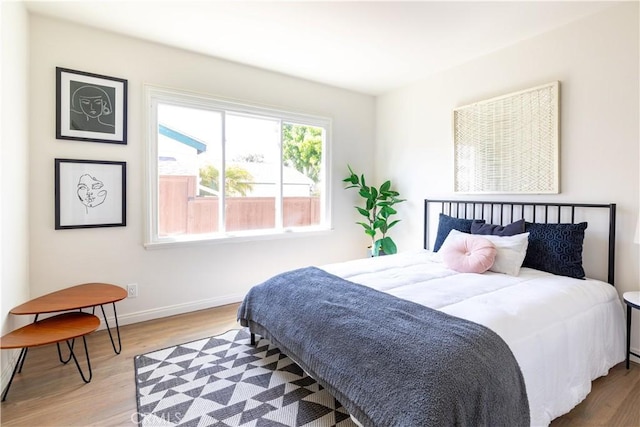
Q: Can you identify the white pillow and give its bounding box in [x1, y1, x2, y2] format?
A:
[442, 229, 529, 276]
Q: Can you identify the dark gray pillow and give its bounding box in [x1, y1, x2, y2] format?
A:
[471, 219, 525, 237]
[433, 214, 483, 252]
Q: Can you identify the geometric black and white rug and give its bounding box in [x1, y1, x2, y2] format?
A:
[134, 328, 357, 426]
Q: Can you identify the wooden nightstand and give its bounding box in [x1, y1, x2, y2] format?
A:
[623, 291, 640, 369]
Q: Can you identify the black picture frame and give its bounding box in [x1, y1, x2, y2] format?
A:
[56, 67, 128, 144]
[55, 159, 127, 229]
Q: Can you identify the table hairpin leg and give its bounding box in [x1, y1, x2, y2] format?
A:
[56, 309, 84, 364]
[97, 303, 122, 354]
[16, 348, 29, 373]
[11, 314, 41, 371]
[57, 339, 75, 364]
[2, 348, 28, 401]
[56, 304, 123, 358]
[66, 336, 93, 383]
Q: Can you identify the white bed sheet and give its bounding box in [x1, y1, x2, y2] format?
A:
[322, 250, 625, 427]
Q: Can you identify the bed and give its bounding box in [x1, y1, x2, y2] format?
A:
[238, 199, 626, 427]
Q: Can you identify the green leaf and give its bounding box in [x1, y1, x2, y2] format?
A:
[379, 237, 397, 254]
[365, 198, 375, 211]
[370, 187, 378, 200]
[373, 219, 385, 230]
[381, 206, 397, 216]
[386, 219, 401, 230]
[380, 180, 391, 192]
[356, 207, 370, 217]
[343, 175, 358, 185]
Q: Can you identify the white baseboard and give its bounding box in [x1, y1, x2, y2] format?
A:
[96, 293, 245, 329]
[0, 294, 245, 393]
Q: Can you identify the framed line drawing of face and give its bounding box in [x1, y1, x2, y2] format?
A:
[55, 158, 127, 229]
[56, 67, 128, 144]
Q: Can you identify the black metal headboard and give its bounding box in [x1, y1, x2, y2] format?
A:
[424, 199, 616, 285]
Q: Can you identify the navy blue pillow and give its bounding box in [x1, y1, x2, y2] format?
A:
[522, 222, 588, 279]
[433, 214, 483, 252]
[471, 219, 525, 236]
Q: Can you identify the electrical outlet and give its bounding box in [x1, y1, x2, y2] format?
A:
[126, 283, 138, 298]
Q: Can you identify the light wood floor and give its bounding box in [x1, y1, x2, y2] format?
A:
[0, 303, 638, 426]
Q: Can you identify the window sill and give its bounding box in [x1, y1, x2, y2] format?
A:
[144, 226, 333, 250]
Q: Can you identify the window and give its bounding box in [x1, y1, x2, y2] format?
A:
[145, 86, 331, 246]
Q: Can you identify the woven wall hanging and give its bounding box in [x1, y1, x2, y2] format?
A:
[453, 81, 559, 194]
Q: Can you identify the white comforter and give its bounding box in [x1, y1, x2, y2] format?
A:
[322, 250, 625, 427]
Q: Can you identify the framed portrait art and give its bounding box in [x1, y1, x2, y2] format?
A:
[55, 159, 126, 230]
[56, 67, 128, 144]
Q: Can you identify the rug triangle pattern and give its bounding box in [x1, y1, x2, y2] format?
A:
[134, 328, 357, 426]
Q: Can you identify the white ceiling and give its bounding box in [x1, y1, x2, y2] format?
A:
[24, 1, 614, 95]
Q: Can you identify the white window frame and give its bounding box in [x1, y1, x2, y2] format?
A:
[143, 85, 332, 249]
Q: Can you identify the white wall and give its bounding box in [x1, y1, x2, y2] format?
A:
[376, 3, 640, 358]
[27, 15, 375, 325]
[1, 1, 30, 386]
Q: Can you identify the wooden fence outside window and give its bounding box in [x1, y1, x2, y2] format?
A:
[159, 175, 320, 235]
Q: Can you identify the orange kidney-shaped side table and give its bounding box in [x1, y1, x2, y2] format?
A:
[1, 283, 127, 400]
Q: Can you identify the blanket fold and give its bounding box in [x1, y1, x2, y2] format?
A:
[238, 266, 529, 427]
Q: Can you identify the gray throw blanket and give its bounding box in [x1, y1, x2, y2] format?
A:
[238, 267, 530, 427]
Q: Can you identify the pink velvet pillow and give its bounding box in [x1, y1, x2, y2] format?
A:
[441, 235, 497, 273]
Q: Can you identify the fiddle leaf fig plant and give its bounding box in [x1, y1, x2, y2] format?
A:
[343, 165, 405, 256]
